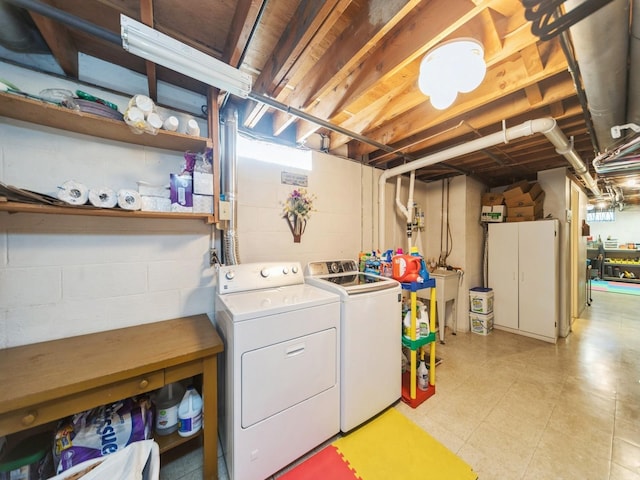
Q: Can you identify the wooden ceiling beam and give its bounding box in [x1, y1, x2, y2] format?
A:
[139, 0, 157, 101]
[362, 77, 582, 166]
[292, 0, 482, 141]
[29, 10, 78, 77]
[224, 0, 266, 67]
[270, 0, 419, 137]
[321, 15, 554, 149]
[244, 0, 350, 128]
[342, 40, 569, 158]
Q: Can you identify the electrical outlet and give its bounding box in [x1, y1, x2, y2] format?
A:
[219, 201, 231, 220]
[209, 248, 220, 266]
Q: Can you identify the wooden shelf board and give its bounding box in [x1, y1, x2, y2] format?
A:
[0, 201, 215, 224]
[0, 91, 210, 152]
[155, 429, 202, 454]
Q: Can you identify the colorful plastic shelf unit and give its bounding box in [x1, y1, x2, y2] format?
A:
[400, 278, 437, 408]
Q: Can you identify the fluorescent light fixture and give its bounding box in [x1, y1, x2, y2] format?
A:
[418, 38, 486, 110]
[120, 15, 252, 98]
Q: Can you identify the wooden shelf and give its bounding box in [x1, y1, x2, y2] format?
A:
[0, 201, 215, 224]
[0, 91, 210, 152]
[155, 429, 202, 454]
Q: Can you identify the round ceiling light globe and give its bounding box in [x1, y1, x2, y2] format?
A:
[418, 38, 486, 104]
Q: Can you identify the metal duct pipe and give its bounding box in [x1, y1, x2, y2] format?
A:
[3, 0, 121, 45]
[377, 118, 602, 247]
[627, 0, 640, 124]
[565, 0, 629, 152]
[0, 1, 49, 52]
[221, 106, 241, 265]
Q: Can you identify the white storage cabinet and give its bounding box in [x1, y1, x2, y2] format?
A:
[487, 219, 559, 343]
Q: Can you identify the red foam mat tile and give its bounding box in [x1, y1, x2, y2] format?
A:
[278, 444, 360, 480]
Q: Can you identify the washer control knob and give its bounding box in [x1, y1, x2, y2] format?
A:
[282, 267, 289, 274]
[261, 268, 270, 278]
[292, 265, 299, 274]
[330, 262, 340, 273]
[225, 271, 235, 280]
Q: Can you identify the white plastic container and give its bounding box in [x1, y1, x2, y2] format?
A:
[417, 359, 429, 391]
[402, 310, 419, 339]
[469, 311, 494, 335]
[417, 303, 430, 336]
[154, 382, 185, 436]
[178, 386, 203, 437]
[469, 287, 494, 314]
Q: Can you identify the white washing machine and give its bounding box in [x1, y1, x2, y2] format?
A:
[215, 262, 340, 480]
[305, 260, 401, 432]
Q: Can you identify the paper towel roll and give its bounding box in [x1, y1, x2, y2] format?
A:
[117, 189, 142, 211]
[88, 187, 117, 208]
[58, 180, 89, 205]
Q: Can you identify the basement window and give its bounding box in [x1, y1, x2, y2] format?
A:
[587, 205, 615, 222]
[237, 135, 312, 170]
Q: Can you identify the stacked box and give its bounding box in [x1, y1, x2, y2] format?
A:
[470, 312, 494, 335]
[480, 191, 505, 223]
[504, 181, 545, 222]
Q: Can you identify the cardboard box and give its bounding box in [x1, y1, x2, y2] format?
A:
[505, 183, 543, 207]
[502, 180, 531, 201]
[481, 192, 504, 206]
[508, 201, 543, 219]
[481, 205, 506, 222]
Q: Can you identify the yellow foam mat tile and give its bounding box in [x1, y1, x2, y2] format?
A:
[333, 409, 477, 480]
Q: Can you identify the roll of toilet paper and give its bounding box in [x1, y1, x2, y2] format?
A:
[117, 189, 142, 211]
[57, 180, 89, 205]
[88, 187, 117, 208]
[162, 116, 179, 132]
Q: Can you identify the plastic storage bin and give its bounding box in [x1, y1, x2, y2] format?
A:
[469, 312, 494, 335]
[469, 287, 494, 314]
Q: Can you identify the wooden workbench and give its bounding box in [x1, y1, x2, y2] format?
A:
[0, 314, 223, 479]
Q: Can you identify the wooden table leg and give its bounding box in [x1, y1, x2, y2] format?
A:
[202, 355, 218, 480]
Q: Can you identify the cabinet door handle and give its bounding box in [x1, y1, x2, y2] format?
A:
[138, 379, 149, 389]
[21, 411, 37, 426]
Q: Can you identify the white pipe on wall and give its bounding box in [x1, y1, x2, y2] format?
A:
[377, 117, 601, 248]
[394, 171, 416, 251]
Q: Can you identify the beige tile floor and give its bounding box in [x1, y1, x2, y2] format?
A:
[161, 289, 640, 479]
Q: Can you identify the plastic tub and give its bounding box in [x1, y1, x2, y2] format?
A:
[469, 287, 494, 314]
[469, 312, 494, 335]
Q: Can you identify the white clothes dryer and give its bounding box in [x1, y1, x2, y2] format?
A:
[215, 262, 340, 480]
[305, 260, 401, 432]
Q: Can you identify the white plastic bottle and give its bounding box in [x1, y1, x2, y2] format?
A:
[418, 303, 430, 337]
[417, 357, 429, 391]
[178, 386, 203, 437]
[403, 310, 420, 339]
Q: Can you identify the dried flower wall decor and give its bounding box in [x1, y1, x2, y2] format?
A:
[282, 188, 316, 243]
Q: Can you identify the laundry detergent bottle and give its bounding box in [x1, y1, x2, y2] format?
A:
[178, 386, 203, 437]
[392, 254, 422, 283]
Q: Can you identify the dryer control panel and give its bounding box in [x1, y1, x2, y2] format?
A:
[218, 262, 303, 294]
